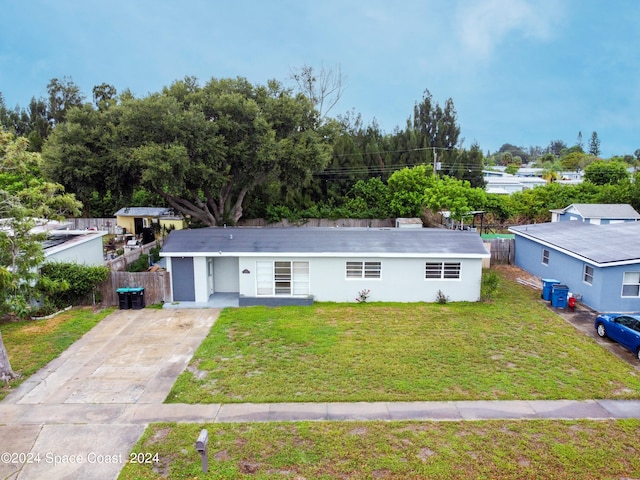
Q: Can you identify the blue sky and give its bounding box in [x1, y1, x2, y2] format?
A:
[1, 0, 638, 158]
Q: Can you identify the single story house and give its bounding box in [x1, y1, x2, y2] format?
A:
[510, 221, 640, 312]
[1, 219, 107, 267]
[43, 229, 107, 266]
[484, 176, 547, 195]
[115, 207, 185, 236]
[549, 203, 640, 224]
[160, 227, 490, 306]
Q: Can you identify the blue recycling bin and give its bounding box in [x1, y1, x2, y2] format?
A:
[551, 284, 569, 308]
[541, 279, 560, 301]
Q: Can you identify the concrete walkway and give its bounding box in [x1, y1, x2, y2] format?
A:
[1, 308, 640, 479]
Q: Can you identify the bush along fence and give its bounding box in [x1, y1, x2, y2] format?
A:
[98, 271, 171, 307]
[105, 239, 164, 271]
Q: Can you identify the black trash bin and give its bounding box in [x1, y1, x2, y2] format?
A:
[116, 288, 131, 310]
[130, 287, 145, 309]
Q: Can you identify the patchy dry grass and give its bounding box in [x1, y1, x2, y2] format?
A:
[119, 419, 640, 479]
[0, 306, 114, 400]
[167, 271, 640, 403]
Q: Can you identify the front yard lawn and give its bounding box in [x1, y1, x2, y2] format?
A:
[166, 272, 640, 403]
[120, 419, 640, 480]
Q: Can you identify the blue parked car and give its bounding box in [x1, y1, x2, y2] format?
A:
[595, 314, 640, 362]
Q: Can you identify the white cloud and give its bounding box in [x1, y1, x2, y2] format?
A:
[454, 0, 562, 59]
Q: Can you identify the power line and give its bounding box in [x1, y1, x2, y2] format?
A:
[330, 145, 456, 158]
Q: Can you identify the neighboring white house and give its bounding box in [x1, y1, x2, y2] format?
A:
[549, 204, 640, 224]
[43, 229, 107, 266]
[0, 219, 107, 267]
[160, 227, 490, 306]
[484, 175, 547, 194]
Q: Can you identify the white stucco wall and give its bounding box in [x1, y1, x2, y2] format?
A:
[193, 256, 209, 302]
[213, 257, 239, 292]
[237, 256, 483, 303]
[45, 235, 105, 267]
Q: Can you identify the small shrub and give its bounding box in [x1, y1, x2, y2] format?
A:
[127, 254, 150, 272]
[481, 269, 500, 302]
[436, 289, 449, 304]
[149, 245, 162, 263]
[356, 289, 370, 303]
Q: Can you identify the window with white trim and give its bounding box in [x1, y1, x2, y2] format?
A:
[622, 272, 640, 297]
[542, 249, 550, 265]
[425, 262, 461, 280]
[345, 261, 381, 279]
[583, 264, 594, 285]
[256, 261, 309, 296]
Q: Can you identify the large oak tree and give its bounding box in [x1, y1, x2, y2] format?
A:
[44, 77, 333, 225]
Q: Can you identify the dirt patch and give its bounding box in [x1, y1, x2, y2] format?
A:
[348, 426, 368, 435]
[417, 447, 436, 462]
[214, 449, 231, 461]
[149, 427, 171, 444]
[14, 315, 68, 335]
[372, 469, 392, 478]
[494, 264, 541, 288]
[239, 461, 262, 474]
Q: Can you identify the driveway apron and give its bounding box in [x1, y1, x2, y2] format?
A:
[0, 308, 219, 480]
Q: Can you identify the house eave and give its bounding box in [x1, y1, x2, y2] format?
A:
[160, 251, 490, 259]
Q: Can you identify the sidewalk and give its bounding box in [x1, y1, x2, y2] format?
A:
[1, 308, 639, 479]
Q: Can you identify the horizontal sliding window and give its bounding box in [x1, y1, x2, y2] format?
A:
[346, 261, 381, 279]
[425, 262, 461, 280]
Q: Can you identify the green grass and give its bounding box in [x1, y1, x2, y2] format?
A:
[167, 273, 640, 403]
[119, 419, 640, 479]
[0, 306, 115, 400]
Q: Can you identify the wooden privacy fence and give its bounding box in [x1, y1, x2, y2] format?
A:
[68, 218, 118, 233]
[98, 271, 171, 307]
[105, 240, 164, 271]
[484, 238, 515, 265]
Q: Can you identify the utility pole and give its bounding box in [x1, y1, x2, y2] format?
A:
[433, 147, 437, 176]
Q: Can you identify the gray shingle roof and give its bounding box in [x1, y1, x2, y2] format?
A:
[114, 207, 173, 217]
[510, 221, 640, 265]
[161, 227, 489, 257]
[562, 203, 640, 219]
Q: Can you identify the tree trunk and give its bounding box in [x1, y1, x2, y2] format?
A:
[0, 332, 18, 383]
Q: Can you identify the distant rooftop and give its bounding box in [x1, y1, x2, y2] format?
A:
[114, 207, 174, 217]
[550, 203, 640, 220]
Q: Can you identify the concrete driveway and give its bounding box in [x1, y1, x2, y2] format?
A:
[0, 308, 219, 480]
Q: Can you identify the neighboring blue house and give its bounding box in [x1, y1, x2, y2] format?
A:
[550, 203, 640, 224]
[510, 221, 640, 313]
